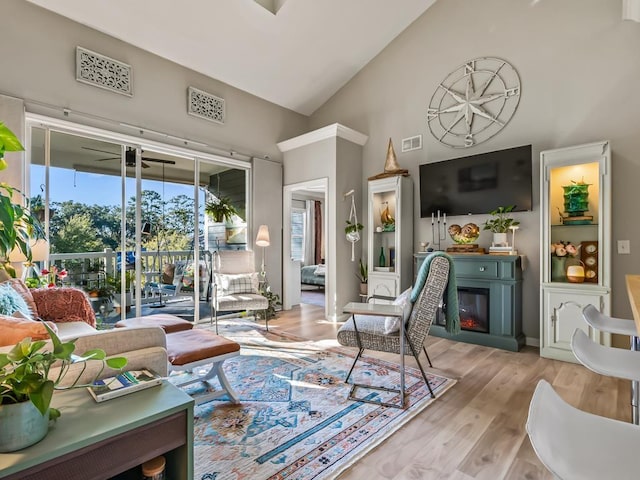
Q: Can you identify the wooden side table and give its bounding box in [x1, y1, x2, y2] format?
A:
[0, 381, 194, 480]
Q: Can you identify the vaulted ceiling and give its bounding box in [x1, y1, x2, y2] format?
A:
[25, 0, 437, 115]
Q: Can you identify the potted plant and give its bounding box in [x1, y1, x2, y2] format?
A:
[356, 258, 368, 296]
[108, 271, 134, 310]
[205, 196, 238, 223]
[345, 219, 363, 242]
[0, 123, 46, 278]
[0, 323, 127, 451]
[257, 284, 281, 321]
[483, 205, 520, 246]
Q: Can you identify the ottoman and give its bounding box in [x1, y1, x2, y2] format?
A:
[167, 329, 241, 404]
[115, 314, 193, 334]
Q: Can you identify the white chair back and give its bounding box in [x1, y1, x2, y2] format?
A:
[213, 250, 255, 274]
[527, 379, 640, 480]
[582, 304, 637, 336]
[571, 329, 640, 382]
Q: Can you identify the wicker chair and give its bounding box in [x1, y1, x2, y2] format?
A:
[337, 255, 450, 402]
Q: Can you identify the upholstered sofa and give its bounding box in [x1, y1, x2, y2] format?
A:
[0, 279, 168, 385]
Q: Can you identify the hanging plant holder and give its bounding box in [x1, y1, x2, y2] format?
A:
[345, 191, 363, 262]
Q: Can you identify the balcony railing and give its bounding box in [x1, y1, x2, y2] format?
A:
[48, 248, 211, 310]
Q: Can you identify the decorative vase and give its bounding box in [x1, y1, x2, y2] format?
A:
[0, 401, 49, 452]
[551, 256, 567, 282]
[563, 182, 590, 217]
[359, 283, 368, 296]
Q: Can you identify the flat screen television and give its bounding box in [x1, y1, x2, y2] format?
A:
[419, 145, 532, 217]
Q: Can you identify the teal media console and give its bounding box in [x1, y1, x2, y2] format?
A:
[414, 253, 524, 352]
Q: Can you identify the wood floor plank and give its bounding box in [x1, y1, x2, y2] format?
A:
[267, 306, 629, 479]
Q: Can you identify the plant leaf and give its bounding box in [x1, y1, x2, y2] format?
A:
[29, 380, 54, 416]
[0, 122, 25, 152]
[106, 357, 128, 369]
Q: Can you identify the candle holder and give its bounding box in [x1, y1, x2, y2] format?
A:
[430, 210, 447, 251]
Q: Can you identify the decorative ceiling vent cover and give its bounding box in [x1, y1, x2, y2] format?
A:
[75, 47, 132, 96]
[188, 87, 225, 124]
[402, 135, 422, 152]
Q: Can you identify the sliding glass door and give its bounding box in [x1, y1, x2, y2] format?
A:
[28, 119, 250, 325]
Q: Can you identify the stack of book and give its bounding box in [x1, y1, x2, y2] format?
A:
[489, 246, 517, 255]
[88, 370, 162, 402]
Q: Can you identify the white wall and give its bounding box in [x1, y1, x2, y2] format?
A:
[0, 0, 307, 161]
[0, 0, 310, 298]
[309, 0, 640, 340]
[281, 128, 365, 320]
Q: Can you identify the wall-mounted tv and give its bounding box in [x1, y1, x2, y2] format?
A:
[419, 145, 532, 217]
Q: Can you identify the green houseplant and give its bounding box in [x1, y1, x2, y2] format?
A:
[356, 259, 368, 296]
[205, 196, 238, 223]
[0, 122, 46, 278]
[0, 323, 127, 451]
[483, 205, 520, 247]
[483, 205, 520, 233]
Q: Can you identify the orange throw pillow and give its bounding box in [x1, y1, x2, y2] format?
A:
[0, 315, 58, 347]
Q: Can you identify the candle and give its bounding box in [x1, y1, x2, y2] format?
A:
[437, 210, 440, 223]
[443, 213, 447, 224]
[431, 212, 434, 225]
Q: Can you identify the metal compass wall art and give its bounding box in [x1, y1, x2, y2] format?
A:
[427, 57, 521, 148]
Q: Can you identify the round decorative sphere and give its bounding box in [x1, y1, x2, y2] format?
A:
[448, 223, 480, 244]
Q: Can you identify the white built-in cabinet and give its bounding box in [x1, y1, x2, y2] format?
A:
[540, 140, 611, 363]
[367, 176, 413, 299]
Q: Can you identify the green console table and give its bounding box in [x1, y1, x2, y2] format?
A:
[0, 381, 194, 480]
[415, 253, 524, 351]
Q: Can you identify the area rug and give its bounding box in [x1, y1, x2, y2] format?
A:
[170, 320, 456, 480]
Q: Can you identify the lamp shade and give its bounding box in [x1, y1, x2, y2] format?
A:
[255, 225, 270, 247]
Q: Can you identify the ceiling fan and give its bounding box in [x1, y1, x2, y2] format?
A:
[82, 146, 175, 168]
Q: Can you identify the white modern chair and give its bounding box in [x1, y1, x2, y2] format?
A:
[211, 250, 268, 334]
[571, 328, 640, 424]
[526, 379, 640, 480]
[582, 304, 638, 339]
[582, 304, 640, 424]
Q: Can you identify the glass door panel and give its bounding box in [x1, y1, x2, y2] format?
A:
[30, 128, 125, 323]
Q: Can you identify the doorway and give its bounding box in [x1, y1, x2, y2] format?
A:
[282, 178, 328, 312]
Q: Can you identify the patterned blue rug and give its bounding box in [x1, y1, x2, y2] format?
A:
[171, 321, 456, 480]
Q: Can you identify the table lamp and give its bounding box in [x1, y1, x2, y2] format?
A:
[255, 225, 270, 276]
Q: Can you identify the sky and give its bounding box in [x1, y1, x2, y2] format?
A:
[31, 166, 198, 207]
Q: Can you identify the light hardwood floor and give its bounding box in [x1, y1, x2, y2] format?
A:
[269, 303, 630, 480]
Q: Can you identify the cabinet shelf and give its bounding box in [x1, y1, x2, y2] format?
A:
[540, 140, 611, 363]
[551, 223, 599, 228]
[367, 176, 412, 299]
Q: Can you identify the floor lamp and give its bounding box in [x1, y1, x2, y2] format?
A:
[255, 225, 270, 278]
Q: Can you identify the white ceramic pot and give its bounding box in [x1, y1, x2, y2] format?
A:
[492, 232, 508, 247]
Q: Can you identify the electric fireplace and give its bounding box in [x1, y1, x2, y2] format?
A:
[436, 286, 490, 333]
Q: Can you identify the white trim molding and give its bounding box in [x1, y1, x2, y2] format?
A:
[277, 123, 368, 152]
[623, 0, 640, 21]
